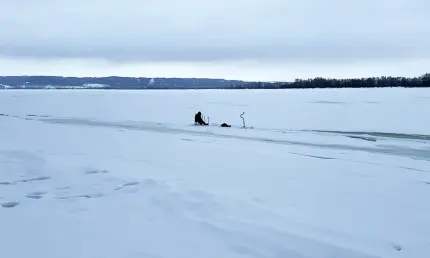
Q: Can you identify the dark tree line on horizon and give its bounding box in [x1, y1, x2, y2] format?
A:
[283, 73, 430, 89]
[230, 73, 430, 89]
[1, 73, 429, 89]
[280, 73, 430, 89]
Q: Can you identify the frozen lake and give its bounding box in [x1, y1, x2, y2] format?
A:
[1, 88, 429, 258]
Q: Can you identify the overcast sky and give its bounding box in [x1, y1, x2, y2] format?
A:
[0, 0, 428, 81]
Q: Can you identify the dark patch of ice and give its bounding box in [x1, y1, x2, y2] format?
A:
[85, 169, 109, 175]
[2, 201, 20, 208]
[26, 191, 47, 199]
[347, 135, 377, 142]
[393, 244, 402, 251]
[398, 166, 427, 172]
[56, 186, 71, 190]
[38, 117, 430, 160]
[313, 130, 430, 141]
[58, 193, 105, 200]
[290, 152, 335, 160]
[19, 176, 51, 183]
[114, 181, 140, 191]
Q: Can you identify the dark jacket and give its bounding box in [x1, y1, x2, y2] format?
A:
[194, 112, 206, 125]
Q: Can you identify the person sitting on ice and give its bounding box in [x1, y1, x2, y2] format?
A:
[194, 111, 208, 125]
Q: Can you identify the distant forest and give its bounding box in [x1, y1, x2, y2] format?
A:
[1, 73, 429, 89]
[234, 73, 430, 89]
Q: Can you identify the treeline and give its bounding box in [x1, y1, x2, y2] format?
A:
[280, 73, 430, 89]
[0, 76, 244, 89]
[1, 74, 429, 90]
[228, 81, 284, 89]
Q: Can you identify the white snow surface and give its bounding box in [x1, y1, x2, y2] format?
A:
[82, 83, 108, 88]
[1, 88, 429, 258]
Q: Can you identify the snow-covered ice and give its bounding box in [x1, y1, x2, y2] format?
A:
[1, 88, 429, 258]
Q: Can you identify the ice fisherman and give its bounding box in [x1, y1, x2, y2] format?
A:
[194, 111, 231, 127]
[194, 111, 208, 125]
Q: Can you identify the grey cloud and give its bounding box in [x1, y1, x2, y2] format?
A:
[1, 42, 426, 64]
[0, 0, 429, 63]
